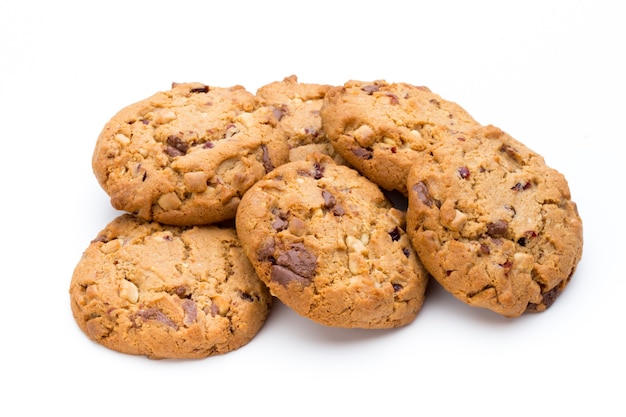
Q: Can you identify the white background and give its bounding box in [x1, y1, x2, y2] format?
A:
[1, 1, 624, 415]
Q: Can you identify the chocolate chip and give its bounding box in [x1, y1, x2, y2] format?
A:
[239, 291, 254, 302]
[270, 243, 317, 287]
[271, 209, 289, 231]
[402, 248, 410, 258]
[457, 166, 470, 179]
[92, 235, 109, 244]
[352, 147, 373, 160]
[322, 190, 336, 209]
[511, 182, 532, 191]
[362, 85, 380, 94]
[276, 243, 317, 278]
[257, 238, 276, 262]
[190, 85, 209, 93]
[262, 144, 274, 173]
[499, 143, 523, 163]
[322, 190, 345, 216]
[165, 135, 188, 156]
[271, 265, 311, 287]
[486, 220, 508, 238]
[272, 106, 287, 121]
[314, 162, 324, 179]
[331, 205, 345, 216]
[386, 92, 399, 105]
[412, 182, 434, 207]
[389, 226, 401, 241]
[527, 286, 561, 312]
[181, 299, 197, 326]
[134, 308, 178, 330]
[541, 286, 561, 308]
[304, 127, 320, 138]
[392, 283, 403, 292]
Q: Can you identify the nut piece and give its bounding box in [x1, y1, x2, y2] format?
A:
[120, 279, 139, 304]
[210, 295, 230, 317]
[353, 125, 375, 147]
[100, 239, 121, 254]
[114, 133, 130, 146]
[153, 108, 177, 124]
[346, 235, 367, 255]
[184, 171, 209, 193]
[158, 192, 182, 210]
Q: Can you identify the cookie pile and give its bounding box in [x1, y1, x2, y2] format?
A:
[69, 75, 583, 359]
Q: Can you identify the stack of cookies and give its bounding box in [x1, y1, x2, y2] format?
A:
[69, 76, 583, 359]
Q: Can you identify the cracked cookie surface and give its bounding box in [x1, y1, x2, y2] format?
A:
[92, 82, 289, 226]
[256, 75, 348, 164]
[406, 125, 583, 318]
[235, 153, 429, 329]
[69, 214, 272, 359]
[320, 80, 480, 195]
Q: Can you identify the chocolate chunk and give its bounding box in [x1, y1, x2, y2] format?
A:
[165, 135, 189, 156]
[134, 308, 178, 330]
[386, 92, 399, 105]
[322, 190, 336, 209]
[238, 291, 254, 302]
[271, 265, 311, 287]
[412, 182, 434, 207]
[257, 238, 276, 262]
[486, 220, 508, 238]
[272, 105, 287, 121]
[270, 243, 317, 286]
[389, 226, 401, 241]
[457, 166, 470, 179]
[362, 85, 380, 94]
[304, 127, 320, 138]
[271, 208, 289, 231]
[392, 283, 403, 292]
[526, 286, 561, 312]
[511, 182, 532, 191]
[331, 204, 345, 216]
[314, 162, 324, 179]
[92, 235, 109, 244]
[276, 243, 317, 278]
[261, 144, 274, 173]
[499, 142, 526, 164]
[351, 147, 373, 160]
[189, 85, 209, 93]
[541, 286, 561, 308]
[181, 299, 197, 326]
[321, 190, 345, 216]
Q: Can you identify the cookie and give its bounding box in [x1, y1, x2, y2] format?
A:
[69, 214, 272, 359]
[235, 153, 429, 329]
[256, 75, 348, 164]
[92, 82, 289, 226]
[320, 80, 480, 194]
[406, 125, 583, 318]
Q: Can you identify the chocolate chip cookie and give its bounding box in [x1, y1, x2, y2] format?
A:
[406, 125, 583, 318]
[320, 80, 480, 194]
[92, 82, 289, 226]
[69, 214, 272, 359]
[256, 75, 347, 164]
[235, 153, 429, 329]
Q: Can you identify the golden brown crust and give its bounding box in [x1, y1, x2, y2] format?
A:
[92, 82, 289, 226]
[235, 153, 429, 329]
[69, 214, 272, 359]
[406, 125, 583, 317]
[320, 80, 480, 194]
